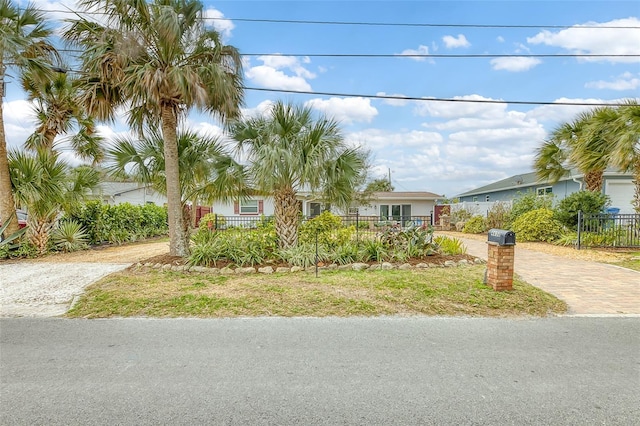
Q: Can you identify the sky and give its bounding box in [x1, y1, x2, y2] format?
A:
[3, 0, 640, 197]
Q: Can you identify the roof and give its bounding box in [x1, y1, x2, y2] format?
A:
[370, 191, 442, 200]
[456, 172, 560, 197]
[456, 169, 634, 198]
[93, 182, 150, 197]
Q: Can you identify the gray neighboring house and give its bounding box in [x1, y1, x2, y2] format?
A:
[90, 182, 167, 206]
[456, 171, 636, 214]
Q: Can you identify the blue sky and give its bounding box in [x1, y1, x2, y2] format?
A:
[4, 0, 640, 197]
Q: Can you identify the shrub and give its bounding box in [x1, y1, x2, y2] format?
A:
[463, 216, 487, 234]
[277, 243, 330, 267]
[189, 227, 278, 267]
[359, 239, 389, 262]
[433, 235, 467, 255]
[511, 208, 564, 242]
[51, 220, 89, 252]
[198, 213, 226, 230]
[450, 207, 475, 224]
[330, 242, 360, 265]
[507, 192, 553, 228]
[299, 211, 352, 247]
[554, 191, 609, 230]
[486, 202, 511, 230]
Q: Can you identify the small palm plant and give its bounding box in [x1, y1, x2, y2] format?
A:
[51, 220, 89, 252]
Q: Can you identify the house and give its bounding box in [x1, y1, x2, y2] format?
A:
[90, 182, 167, 206]
[455, 170, 636, 214]
[211, 191, 442, 225]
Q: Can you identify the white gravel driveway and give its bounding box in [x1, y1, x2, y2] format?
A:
[0, 262, 130, 317]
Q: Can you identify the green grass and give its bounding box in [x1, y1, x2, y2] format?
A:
[66, 265, 567, 318]
[613, 252, 640, 272]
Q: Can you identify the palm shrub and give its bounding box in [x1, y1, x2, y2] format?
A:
[554, 191, 609, 230]
[51, 220, 89, 252]
[330, 241, 361, 265]
[359, 239, 389, 262]
[511, 208, 564, 242]
[463, 216, 487, 234]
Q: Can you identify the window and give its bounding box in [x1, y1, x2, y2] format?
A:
[348, 207, 359, 215]
[536, 186, 552, 196]
[240, 200, 259, 214]
[380, 204, 411, 222]
[472, 196, 478, 202]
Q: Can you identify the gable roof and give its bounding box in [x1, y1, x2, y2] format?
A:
[370, 191, 442, 200]
[94, 182, 151, 197]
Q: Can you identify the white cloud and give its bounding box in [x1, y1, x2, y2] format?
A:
[203, 8, 234, 39]
[3, 100, 36, 149]
[240, 100, 275, 119]
[376, 92, 409, 106]
[305, 97, 378, 125]
[442, 34, 470, 48]
[490, 57, 542, 72]
[397, 45, 431, 62]
[585, 72, 640, 91]
[345, 128, 442, 151]
[414, 95, 508, 119]
[525, 97, 627, 123]
[527, 17, 640, 63]
[245, 55, 316, 91]
[497, 36, 505, 43]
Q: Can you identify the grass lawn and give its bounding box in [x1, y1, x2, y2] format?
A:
[612, 251, 640, 272]
[67, 265, 567, 318]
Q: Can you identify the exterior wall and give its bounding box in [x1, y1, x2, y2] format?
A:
[213, 197, 276, 216]
[356, 199, 435, 218]
[107, 188, 167, 206]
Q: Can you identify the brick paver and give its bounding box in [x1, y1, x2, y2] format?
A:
[452, 236, 640, 315]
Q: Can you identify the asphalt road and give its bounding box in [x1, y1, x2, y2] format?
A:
[1, 317, 639, 425]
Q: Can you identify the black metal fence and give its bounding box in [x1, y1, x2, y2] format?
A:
[577, 211, 640, 249]
[200, 214, 433, 234]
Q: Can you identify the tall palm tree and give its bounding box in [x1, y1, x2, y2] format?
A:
[64, 0, 244, 256]
[0, 0, 56, 236]
[9, 148, 100, 254]
[107, 127, 247, 229]
[230, 101, 368, 249]
[21, 67, 104, 164]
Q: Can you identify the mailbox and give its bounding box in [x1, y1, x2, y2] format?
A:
[487, 229, 516, 246]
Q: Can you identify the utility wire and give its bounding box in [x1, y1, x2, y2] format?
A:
[28, 8, 640, 29]
[54, 48, 639, 59]
[244, 87, 637, 107]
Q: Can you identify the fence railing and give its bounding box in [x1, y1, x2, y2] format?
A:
[200, 214, 433, 233]
[577, 211, 640, 249]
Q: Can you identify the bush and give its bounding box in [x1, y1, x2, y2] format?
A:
[66, 201, 168, 245]
[299, 211, 353, 247]
[198, 213, 226, 230]
[463, 216, 487, 234]
[277, 243, 330, 268]
[554, 191, 609, 230]
[511, 208, 564, 242]
[450, 207, 475, 224]
[486, 202, 511, 230]
[507, 192, 553, 228]
[433, 235, 467, 255]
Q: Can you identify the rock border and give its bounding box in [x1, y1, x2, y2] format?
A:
[132, 258, 486, 275]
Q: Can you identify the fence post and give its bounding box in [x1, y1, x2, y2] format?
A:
[577, 210, 582, 250]
[215, 214, 218, 230]
[315, 230, 319, 278]
[356, 211, 359, 246]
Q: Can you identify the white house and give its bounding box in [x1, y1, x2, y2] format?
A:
[211, 191, 442, 225]
[90, 182, 167, 206]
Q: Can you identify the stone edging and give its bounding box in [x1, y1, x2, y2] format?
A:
[133, 258, 486, 275]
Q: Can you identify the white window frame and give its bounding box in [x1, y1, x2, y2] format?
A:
[240, 199, 259, 214]
[536, 186, 553, 196]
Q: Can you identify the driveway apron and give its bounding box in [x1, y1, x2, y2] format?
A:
[451, 235, 640, 315]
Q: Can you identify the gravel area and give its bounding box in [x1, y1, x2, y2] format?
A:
[0, 240, 169, 317]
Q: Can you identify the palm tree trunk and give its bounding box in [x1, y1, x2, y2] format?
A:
[633, 160, 640, 214]
[274, 186, 300, 249]
[29, 219, 52, 255]
[161, 104, 189, 257]
[584, 170, 604, 192]
[0, 64, 20, 236]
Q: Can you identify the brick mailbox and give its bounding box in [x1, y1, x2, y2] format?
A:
[486, 229, 516, 291]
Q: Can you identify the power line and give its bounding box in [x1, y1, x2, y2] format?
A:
[244, 87, 637, 107]
[54, 48, 640, 59]
[33, 8, 640, 29]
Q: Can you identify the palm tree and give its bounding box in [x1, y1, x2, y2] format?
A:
[0, 0, 56, 236]
[21, 67, 104, 164]
[64, 0, 244, 256]
[230, 101, 368, 249]
[588, 100, 640, 212]
[534, 108, 612, 192]
[9, 148, 100, 254]
[107, 127, 247, 229]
